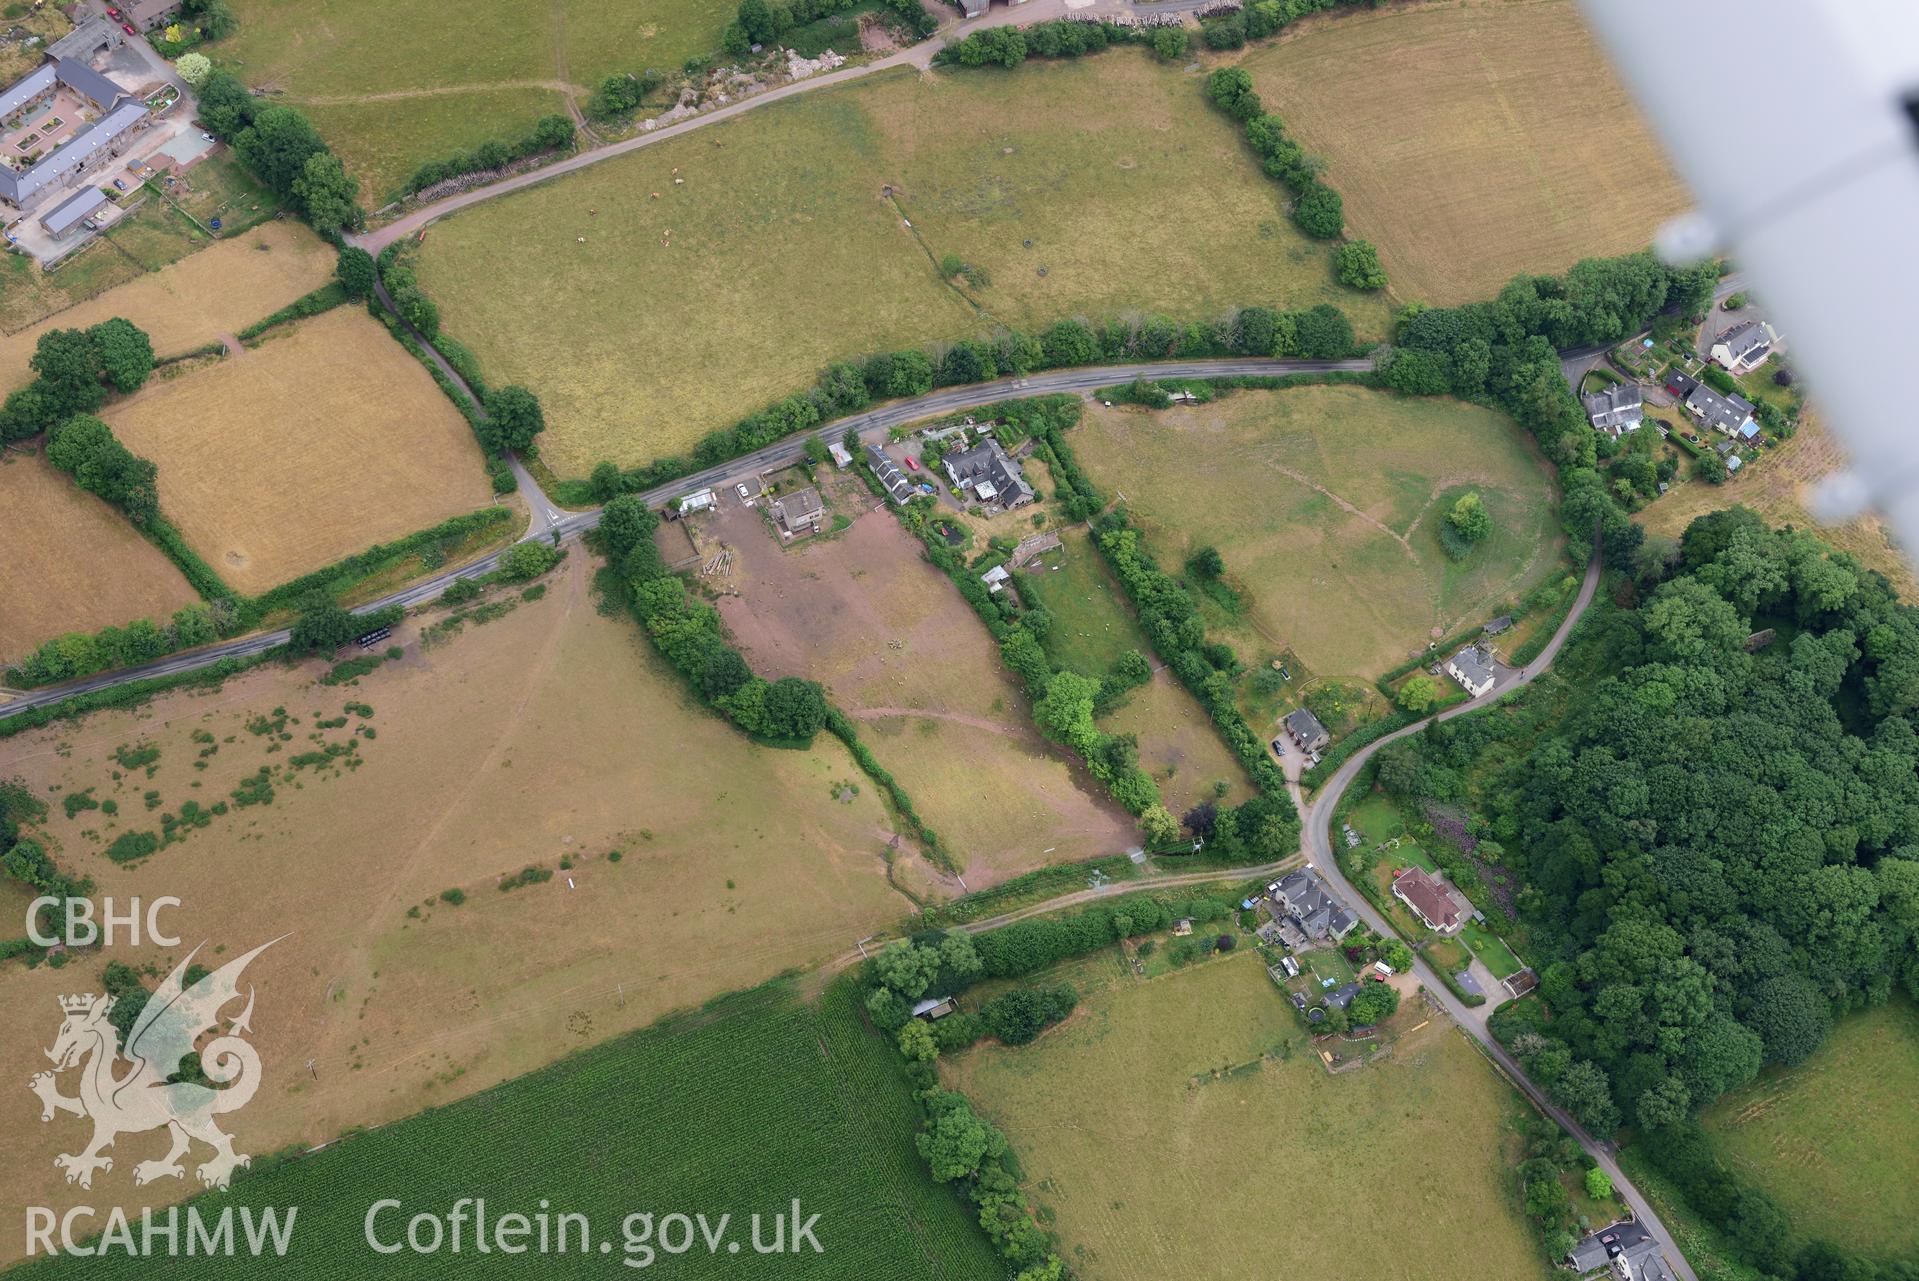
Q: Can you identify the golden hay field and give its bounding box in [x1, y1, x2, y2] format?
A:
[0, 453, 199, 664]
[416, 56, 1392, 477]
[0, 556, 919, 1260]
[1242, 0, 1690, 304]
[106, 308, 495, 596]
[0, 222, 335, 391]
[1638, 416, 1917, 601]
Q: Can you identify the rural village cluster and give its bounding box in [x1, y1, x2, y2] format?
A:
[0, 2, 1904, 1281]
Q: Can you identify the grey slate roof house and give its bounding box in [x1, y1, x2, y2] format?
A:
[1709, 320, 1776, 374]
[1446, 644, 1497, 698]
[771, 486, 824, 538]
[941, 437, 1034, 509]
[1580, 382, 1643, 437]
[1328, 982, 1361, 1011]
[1683, 382, 1757, 438]
[1268, 870, 1358, 943]
[1280, 707, 1330, 754]
[38, 185, 106, 239]
[865, 444, 913, 504]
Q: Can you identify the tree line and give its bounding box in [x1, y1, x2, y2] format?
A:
[197, 69, 361, 239]
[403, 114, 576, 198]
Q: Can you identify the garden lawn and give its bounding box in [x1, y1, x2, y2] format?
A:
[14, 980, 998, 1278]
[223, 0, 733, 200]
[942, 953, 1551, 1281]
[1073, 387, 1564, 681]
[1241, 0, 1689, 304]
[1460, 920, 1523, 979]
[1698, 996, 1919, 1258]
[105, 308, 495, 596]
[1016, 529, 1137, 678]
[414, 55, 1392, 477]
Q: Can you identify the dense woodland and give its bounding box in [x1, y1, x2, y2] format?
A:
[1375, 509, 1919, 1274]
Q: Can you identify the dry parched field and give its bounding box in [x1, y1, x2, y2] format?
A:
[0, 556, 919, 1262]
[1242, 0, 1690, 305]
[1699, 997, 1919, 1258]
[0, 222, 335, 391]
[105, 308, 495, 596]
[1074, 386, 1563, 679]
[416, 56, 1393, 476]
[701, 488, 1136, 884]
[0, 454, 198, 663]
[943, 954, 1550, 1281]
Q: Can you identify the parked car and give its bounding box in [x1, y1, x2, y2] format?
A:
[106, 5, 120, 15]
[121, 23, 135, 35]
[201, 132, 215, 142]
[904, 456, 919, 471]
[111, 178, 125, 191]
[734, 483, 750, 501]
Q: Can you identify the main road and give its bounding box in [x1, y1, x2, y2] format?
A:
[0, 356, 1369, 721]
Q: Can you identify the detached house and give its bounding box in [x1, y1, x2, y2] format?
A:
[1709, 320, 1777, 374]
[942, 437, 1034, 510]
[772, 486, 824, 539]
[1580, 382, 1643, 437]
[1391, 867, 1472, 934]
[1279, 707, 1330, 754]
[1446, 644, 1497, 699]
[1682, 381, 1757, 440]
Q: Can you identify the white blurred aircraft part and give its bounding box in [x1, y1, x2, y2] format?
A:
[1579, 0, 1919, 561]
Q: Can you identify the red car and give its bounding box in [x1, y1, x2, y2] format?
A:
[106, 5, 120, 15]
[904, 456, 919, 471]
[121, 22, 136, 35]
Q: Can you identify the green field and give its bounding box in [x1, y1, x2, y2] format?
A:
[1698, 996, 1919, 1258]
[1017, 529, 1138, 678]
[21, 980, 998, 1278]
[415, 55, 1393, 476]
[1073, 386, 1564, 681]
[943, 953, 1550, 1281]
[223, 0, 734, 199]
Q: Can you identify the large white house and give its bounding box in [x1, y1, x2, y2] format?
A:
[1709, 320, 1778, 375]
[1445, 644, 1497, 699]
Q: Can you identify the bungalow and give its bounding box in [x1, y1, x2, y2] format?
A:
[942, 437, 1034, 510]
[1280, 706, 1331, 754]
[772, 486, 824, 539]
[1682, 381, 1757, 438]
[1580, 382, 1644, 438]
[865, 444, 914, 504]
[1445, 644, 1497, 698]
[1391, 866, 1472, 934]
[1709, 320, 1777, 374]
[1268, 869, 1358, 943]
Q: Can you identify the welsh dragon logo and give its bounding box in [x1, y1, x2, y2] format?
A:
[29, 938, 280, 1192]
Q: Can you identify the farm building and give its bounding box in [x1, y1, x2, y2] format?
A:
[0, 53, 150, 214]
[772, 486, 824, 539]
[1446, 644, 1497, 698]
[942, 437, 1034, 510]
[38, 185, 106, 240]
[911, 996, 957, 1020]
[1482, 615, 1513, 636]
[1280, 707, 1330, 754]
[1580, 382, 1643, 437]
[866, 444, 913, 504]
[1709, 320, 1777, 374]
[1391, 866, 1472, 934]
[677, 488, 717, 514]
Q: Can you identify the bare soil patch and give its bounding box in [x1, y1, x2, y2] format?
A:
[698, 485, 1136, 882]
[106, 308, 495, 595]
